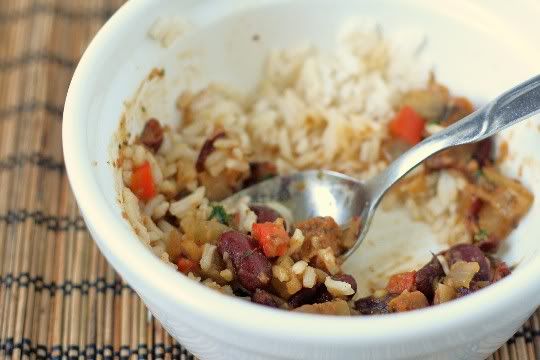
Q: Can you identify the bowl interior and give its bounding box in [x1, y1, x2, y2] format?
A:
[86, 0, 540, 303]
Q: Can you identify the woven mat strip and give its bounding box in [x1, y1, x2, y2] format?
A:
[0, 1, 537, 360]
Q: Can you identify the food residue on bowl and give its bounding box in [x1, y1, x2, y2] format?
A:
[148, 16, 192, 48]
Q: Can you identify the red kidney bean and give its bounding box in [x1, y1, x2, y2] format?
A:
[455, 281, 486, 298]
[243, 162, 277, 187]
[195, 132, 226, 172]
[477, 237, 501, 253]
[455, 287, 473, 298]
[252, 289, 280, 308]
[467, 197, 482, 224]
[445, 244, 491, 281]
[249, 205, 281, 224]
[140, 118, 163, 152]
[313, 288, 334, 304]
[473, 138, 493, 166]
[288, 284, 325, 309]
[218, 230, 272, 292]
[415, 255, 444, 301]
[355, 294, 395, 315]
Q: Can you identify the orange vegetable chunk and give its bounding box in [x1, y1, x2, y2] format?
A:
[252, 222, 290, 258]
[130, 161, 156, 201]
[389, 106, 425, 145]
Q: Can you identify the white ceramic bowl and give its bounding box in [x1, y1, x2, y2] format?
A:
[63, 1, 540, 359]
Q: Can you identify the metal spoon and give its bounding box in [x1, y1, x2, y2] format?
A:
[223, 74, 540, 259]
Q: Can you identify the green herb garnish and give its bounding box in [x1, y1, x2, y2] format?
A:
[474, 228, 489, 242]
[208, 205, 230, 225]
[141, 105, 147, 113]
[475, 169, 484, 179]
[428, 119, 441, 125]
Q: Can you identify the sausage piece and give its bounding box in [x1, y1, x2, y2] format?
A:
[295, 216, 342, 261]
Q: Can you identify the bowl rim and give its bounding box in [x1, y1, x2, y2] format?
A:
[63, 0, 540, 347]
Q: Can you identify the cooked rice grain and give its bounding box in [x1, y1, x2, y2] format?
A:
[291, 260, 308, 275]
[325, 277, 355, 297]
[169, 186, 206, 218]
[200, 243, 217, 271]
[302, 267, 317, 288]
[272, 265, 291, 283]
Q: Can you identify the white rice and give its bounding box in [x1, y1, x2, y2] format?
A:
[220, 269, 234, 282]
[292, 260, 308, 275]
[287, 229, 305, 255]
[272, 265, 290, 283]
[228, 197, 258, 233]
[302, 267, 317, 288]
[200, 243, 217, 272]
[325, 277, 355, 297]
[317, 248, 340, 275]
[169, 186, 206, 218]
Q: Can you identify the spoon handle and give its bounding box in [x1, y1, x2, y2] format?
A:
[366, 74, 540, 207]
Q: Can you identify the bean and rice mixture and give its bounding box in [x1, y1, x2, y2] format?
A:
[116, 24, 533, 315]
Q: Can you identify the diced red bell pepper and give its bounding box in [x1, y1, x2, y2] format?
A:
[386, 271, 417, 294]
[130, 161, 156, 201]
[389, 106, 425, 145]
[177, 257, 199, 274]
[251, 222, 290, 258]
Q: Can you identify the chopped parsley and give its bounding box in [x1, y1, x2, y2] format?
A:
[475, 168, 484, 179]
[141, 105, 147, 113]
[208, 205, 230, 225]
[474, 228, 489, 242]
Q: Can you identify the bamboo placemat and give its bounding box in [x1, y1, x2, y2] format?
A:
[0, 1, 538, 360]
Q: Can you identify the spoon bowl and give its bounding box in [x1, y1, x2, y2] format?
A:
[223, 169, 374, 259]
[224, 169, 369, 226]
